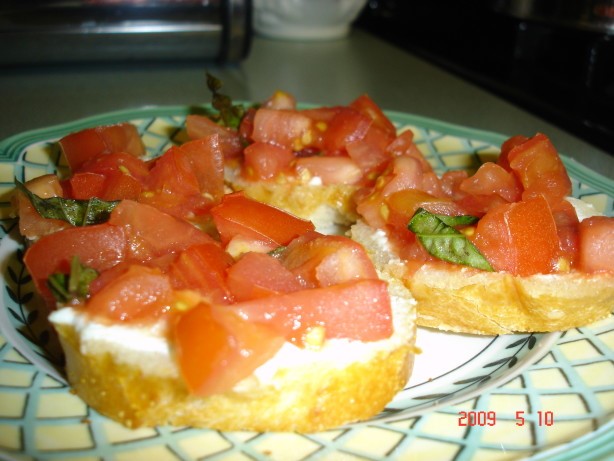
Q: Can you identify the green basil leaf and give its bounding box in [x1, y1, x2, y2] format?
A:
[408, 208, 493, 271]
[15, 179, 119, 226]
[206, 72, 245, 129]
[48, 256, 98, 303]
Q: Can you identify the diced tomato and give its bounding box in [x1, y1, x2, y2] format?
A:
[506, 133, 572, 207]
[349, 94, 397, 138]
[141, 142, 214, 218]
[243, 142, 295, 181]
[238, 107, 257, 144]
[210, 192, 315, 246]
[67, 172, 106, 199]
[23, 223, 127, 306]
[346, 126, 394, 179]
[386, 130, 432, 171]
[385, 189, 465, 230]
[262, 90, 296, 110]
[16, 174, 71, 239]
[185, 115, 244, 158]
[78, 152, 150, 181]
[73, 152, 150, 201]
[173, 302, 285, 396]
[578, 216, 614, 272]
[168, 243, 234, 304]
[226, 252, 303, 301]
[497, 135, 529, 172]
[232, 279, 393, 345]
[108, 200, 215, 262]
[552, 200, 580, 267]
[322, 107, 372, 153]
[252, 108, 314, 150]
[279, 233, 379, 288]
[294, 156, 362, 185]
[59, 123, 145, 172]
[456, 162, 522, 216]
[175, 137, 225, 203]
[356, 155, 437, 229]
[472, 195, 560, 276]
[85, 264, 174, 322]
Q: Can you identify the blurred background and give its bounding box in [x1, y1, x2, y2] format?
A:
[1, 0, 613, 154]
[355, 0, 614, 154]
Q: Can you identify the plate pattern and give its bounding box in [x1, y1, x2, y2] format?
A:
[0, 107, 612, 461]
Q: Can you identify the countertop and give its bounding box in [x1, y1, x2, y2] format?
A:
[1, 28, 613, 179]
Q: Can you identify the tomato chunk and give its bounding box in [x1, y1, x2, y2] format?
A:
[473, 196, 560, 276]
[294, 156, 362, 185]
[349, 94, 397, 138]
[578, 216, 614, 272]
[185, 114, 243, 158]
[280, 233, 379, 288]
[169, 243, 234, 304]
[252, 108, 314, 150]
[211, 192, 315, 246]
[227, 252, 303, 301]
[59, 123, 145, 172]
[232, 279, 393, 345]
[86, 264, 174, 322]
[507, 133, 571, 207]
[109, 200, 215, 262]
[24, 224, 127, 306]
[243, 142, 294, 181]
[174, 303, 285, 396]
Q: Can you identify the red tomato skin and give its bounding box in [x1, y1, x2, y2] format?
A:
[552, 200, 580, 267]
[226, 252, 303, 301]
[232, 279, 393, 344]
[86, 264, 174, 322]
[173, 303, 285, 396]
[185, 115, 244, 158]
[177, 137, 225, 203]
[507, 133, 572, 207]
[497, 135, 529, 172]
[294, 156, 363, 185]
[211, 192, 315, 246]
[252, 108, 314, 150]
[323, 107, 372, 153]
[578, 216, 614, 272]
[473, 196, 560, 276]
[458, 162, 522, 214]
[243, 142, 295, 181]
[67, 172, 106, 199]
[109, 200, 215, 262]
[59, 123, 145, 172]
[24, 224, 127, 307]
[169, 243, 234, 304]
[280, 233, 379, 288]
[349, 94, 397, 138]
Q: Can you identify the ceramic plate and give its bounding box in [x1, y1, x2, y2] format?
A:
[0, 106, 612, 461]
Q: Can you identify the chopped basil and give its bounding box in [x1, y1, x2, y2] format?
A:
[408, 208, 493, 271]
[206, 72, 245, 129]
[15, 179, 119, 226]
[48, 256, 98, 303]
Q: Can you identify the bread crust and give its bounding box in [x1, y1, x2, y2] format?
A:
[54, 323, 414, 432]
[350, 220, 614, 335]
[408, 265, 614, 335]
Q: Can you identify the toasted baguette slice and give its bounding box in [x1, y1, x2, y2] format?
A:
[49, 276, 416, 433]
[350, 220, 614, 335]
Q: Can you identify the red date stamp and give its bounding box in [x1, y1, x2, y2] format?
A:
[458, 410, 555, 426]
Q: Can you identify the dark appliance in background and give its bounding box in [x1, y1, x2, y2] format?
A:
[356, 0, 614, 155]
[0, 0, 252, 65]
